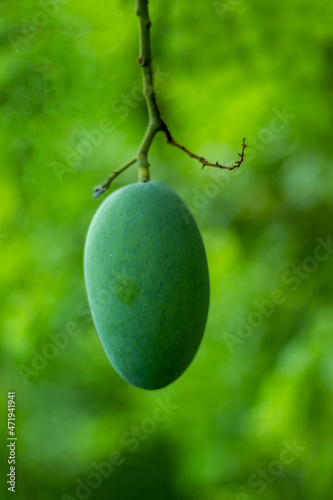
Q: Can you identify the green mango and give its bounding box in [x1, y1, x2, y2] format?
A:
[84, 181, 209, 389]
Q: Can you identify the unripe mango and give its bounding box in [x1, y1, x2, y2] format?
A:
[84, 181, 209, 389]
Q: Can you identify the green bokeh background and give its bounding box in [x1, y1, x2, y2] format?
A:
[1, 0, 333, 499]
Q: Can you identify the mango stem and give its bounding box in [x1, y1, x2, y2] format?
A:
[92, 0, 246, 196]
[135, 0, 167, 182]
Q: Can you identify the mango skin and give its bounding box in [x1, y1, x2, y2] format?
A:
[84, 181, 209, 389]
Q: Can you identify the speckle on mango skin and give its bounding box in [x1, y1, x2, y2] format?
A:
[114, 276, 140, 306]
[84, 181, 210, 390]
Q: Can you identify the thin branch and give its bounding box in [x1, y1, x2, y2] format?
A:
[92, 0, 246, 197]
[135, 0, 166, 182]
[93, 158, 137, 198]
[134, 0, 246, 177]
[166, 136, 247, 171]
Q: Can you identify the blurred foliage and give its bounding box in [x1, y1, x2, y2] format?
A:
[1, 0, 333, 499]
